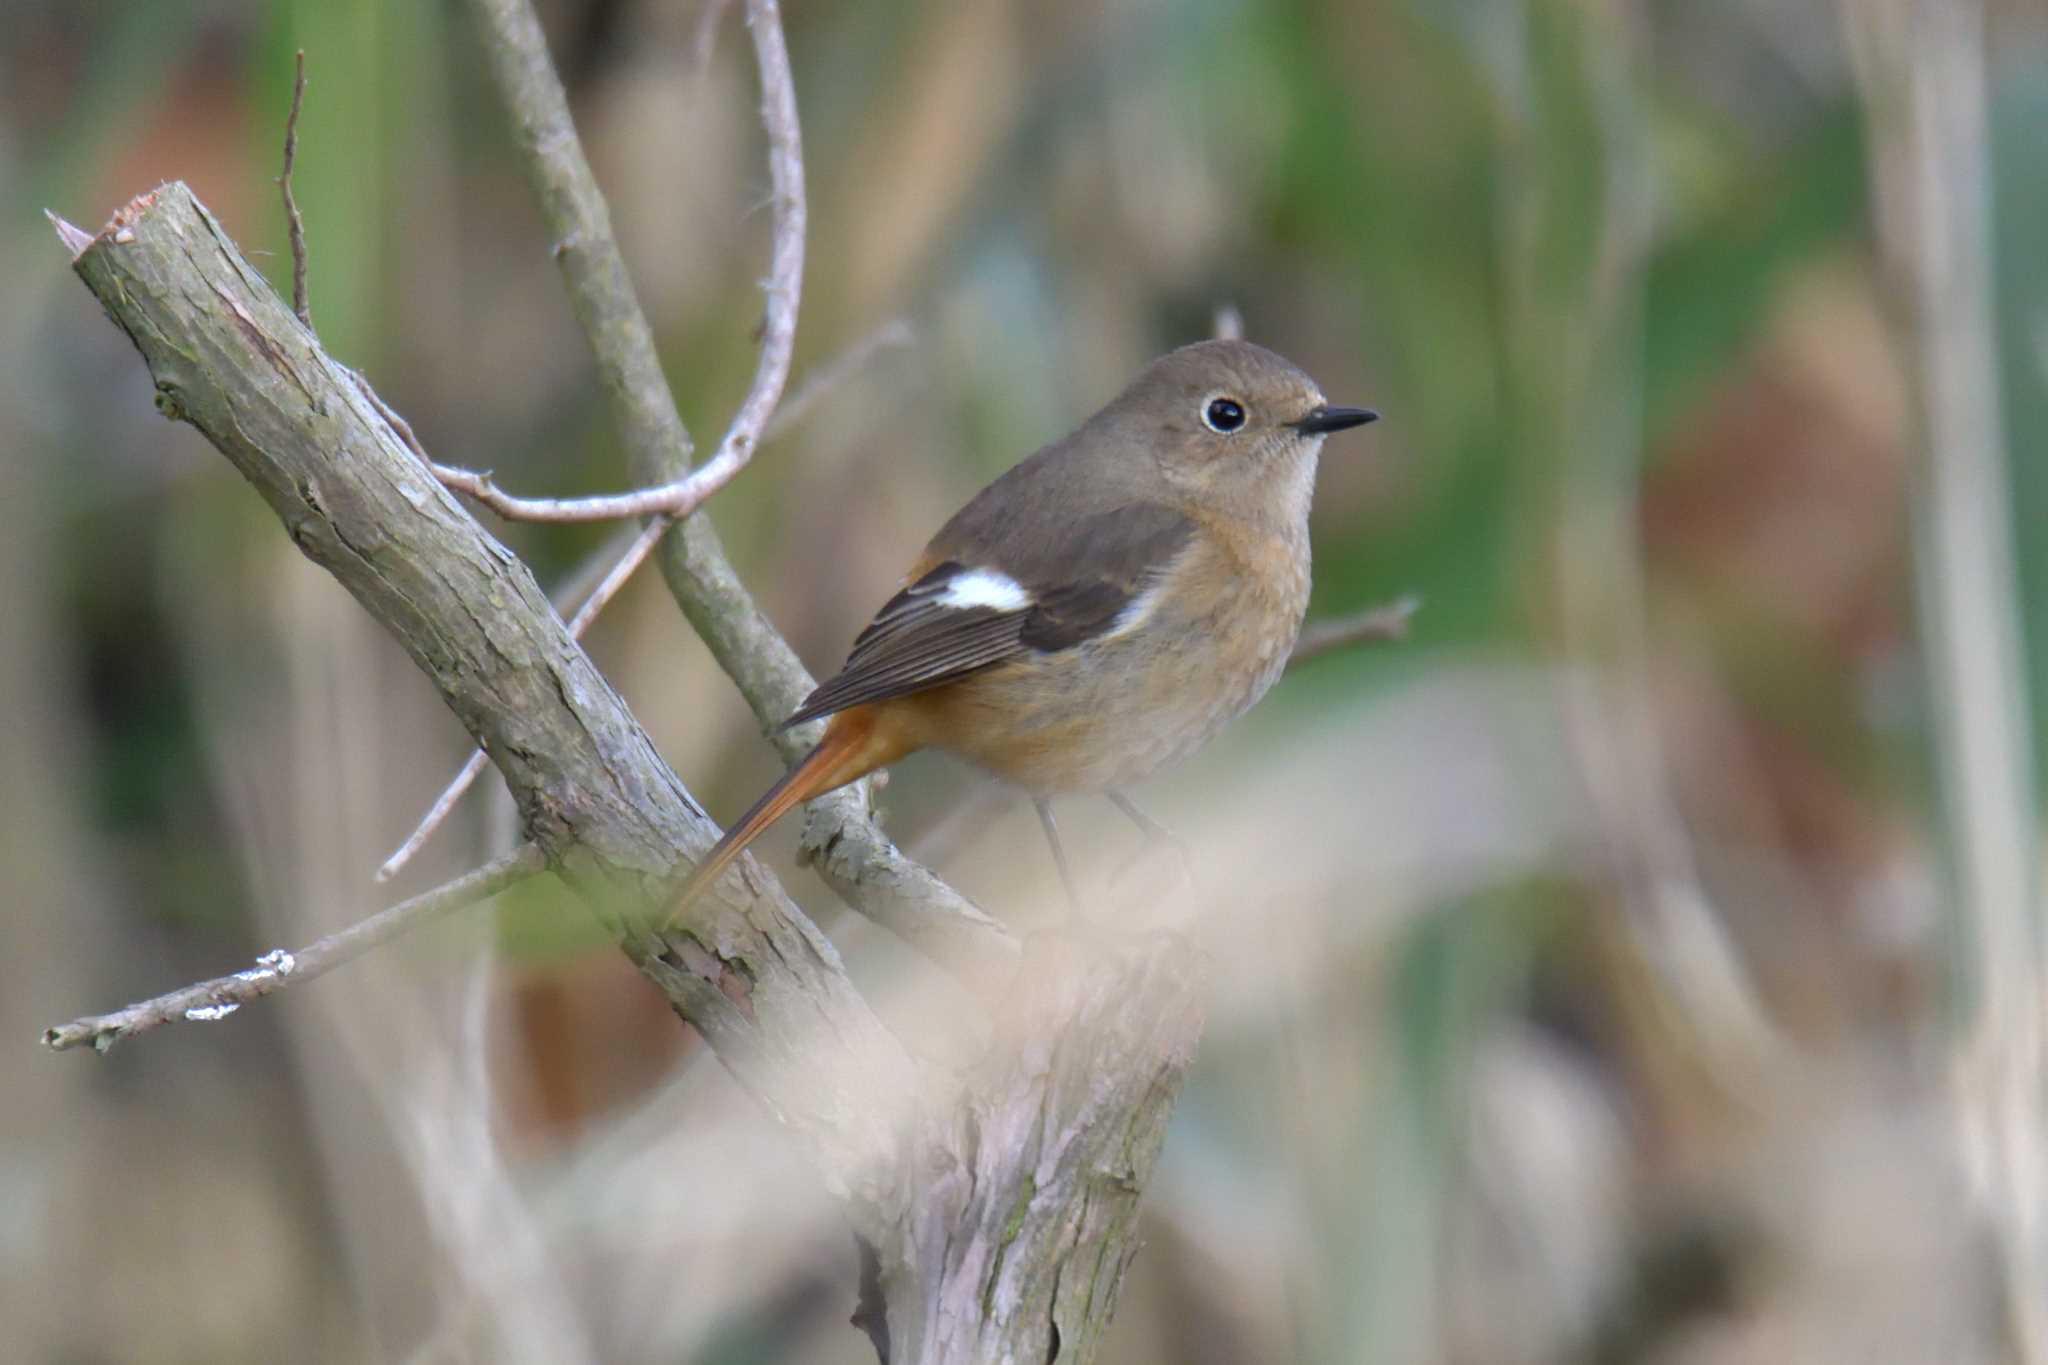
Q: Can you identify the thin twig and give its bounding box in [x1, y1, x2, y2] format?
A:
[468, 0, 1015, 974]
[352, 368, 430, 460]
[763, 316, 912, 440]
[395, 585, 1412, 888]
[1286, 594, 1421, 669]
[689, 0, 735, 78]
[1847, 2, 2046, 1358]
[1503, 4, 1782, 1098]
[373, 314, 905, 883]
[43, 844, 545, 1053]
[61, 173, 1175, 1358]
[432, 0, 805, 527]
[280, 50, 311, 327]
[46, 209, 95, 260]
[375, 518, 667, 881]
[466, 0, 698, 460]
[59, 189, 924, 1196]
[375, 749, 493, 883]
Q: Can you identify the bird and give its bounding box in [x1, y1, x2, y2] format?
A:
[669, 338, 1376, 915]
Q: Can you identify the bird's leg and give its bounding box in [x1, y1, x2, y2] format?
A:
[1033, 797, 1081, 915]
[1108, 790, 1192, 885]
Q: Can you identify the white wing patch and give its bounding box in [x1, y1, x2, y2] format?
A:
[1102, 579, 1165, 639]
[936, 567, 1032, 612]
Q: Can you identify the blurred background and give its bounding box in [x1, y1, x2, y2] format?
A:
[6, 0, 2047, 1360]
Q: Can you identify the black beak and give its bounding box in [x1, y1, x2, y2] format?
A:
[1290, 405, 1379, 435]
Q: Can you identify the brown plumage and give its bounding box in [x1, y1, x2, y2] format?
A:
[671, 338, 1376, 912]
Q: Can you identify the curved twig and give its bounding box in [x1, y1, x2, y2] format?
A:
[467, 0, 1015, 972]
[44, 844, 545, 1053]
[375, 319, 912, 883]
[433, 0, 804, 527]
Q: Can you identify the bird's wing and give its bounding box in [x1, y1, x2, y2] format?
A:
[779, 502, 1194, 729]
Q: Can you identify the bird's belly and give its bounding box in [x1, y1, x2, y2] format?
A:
[910, 592, 1301, 795]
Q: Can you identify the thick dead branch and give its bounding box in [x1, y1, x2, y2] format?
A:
[56, 179, 1208, 1364]
[57, 184, 921, 1225]
[466, 0, 1016, 975]
[375, 517, 669, 882]
[871, 933, 1208, 1363]
[377, 319, 914, 884]
[280, 50, 310, 327]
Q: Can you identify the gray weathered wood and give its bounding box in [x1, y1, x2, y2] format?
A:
[877, 933, 1206, 1363]
[61, 182, 1203, 1363]
[68, 183, 920, 1228]
[464, 0, 1020, 984]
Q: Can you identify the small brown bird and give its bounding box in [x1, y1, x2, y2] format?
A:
[673, 338, 1375, 911]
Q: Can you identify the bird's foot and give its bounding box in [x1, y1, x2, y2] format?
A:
[1107, 791, 1193, 891]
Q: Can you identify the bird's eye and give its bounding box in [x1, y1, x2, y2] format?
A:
[1203, 397, 1247, 433]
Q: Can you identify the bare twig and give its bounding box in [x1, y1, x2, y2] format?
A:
[1287, 594, 1421, 669]
[59, 57, 1182, 1361]
[763, 316, 912, 439]
[353, 368, 428, 459]
[1847, 1, 2047, 1357]
[374, 315, 911, 884]
[280, 50, 311, 327]
[877, 593, 1417, 873]
[467, 0, 1013, 971]
[429, 462, 685, 522]
[46, 209, 94, 260]
[722, 0, 806, 456]
[376, 749, 492, 883]
[362, 282, 897, 875]
[1212, 304, 1244, 341]
[43, 844, 545, 1053]
[1491, 0, 1784, 1104]
[374, 517, 668, 881]
[59, 185, 922, 1204]
[358, 350, 661, 882]
[689, 0, 735, 78]
[433, 0, 805, 528]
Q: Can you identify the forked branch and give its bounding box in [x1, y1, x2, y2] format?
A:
[439, 0, 804, 526]
[53, 183, 921, 1224]
[46, 7, 1219, 1358]
[466, 0, 1016, 975]
[376, 319, 914, 884]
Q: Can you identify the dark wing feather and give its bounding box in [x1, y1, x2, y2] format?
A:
[780, 504, 1195, 730]
[1018, 580, 1139, 652]
[1010, 503, 1195, 651]
[779, 564, 1025, 728]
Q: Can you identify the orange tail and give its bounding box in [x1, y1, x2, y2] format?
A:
[669, 706, 910, 918]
